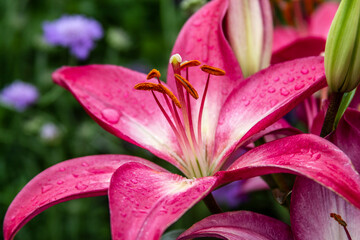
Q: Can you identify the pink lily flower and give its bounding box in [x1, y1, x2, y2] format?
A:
[272, 2, 338, 64]
[179, 110, 360, 240]
[4, 1, 360, 239]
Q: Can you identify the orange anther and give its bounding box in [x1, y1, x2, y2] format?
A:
[180, 60, 201, 70]
[134, 82, 164, 92]
[330, 213, 347, 227]
[147, 69, 161, 80]
[174, 74, 199, 99]
[200, 65, 226, 76]
[158, 84, 182, 108]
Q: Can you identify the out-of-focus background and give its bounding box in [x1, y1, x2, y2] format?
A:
[0, 0, 294, 239]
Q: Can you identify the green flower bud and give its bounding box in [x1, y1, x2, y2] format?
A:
[325, 0, 360, 93]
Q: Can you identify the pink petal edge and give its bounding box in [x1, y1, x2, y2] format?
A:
[3, 155, 164, 240]
[178, 211, 292, 240]
[109, 162, 217, 240]
[215, 134, 360, 209]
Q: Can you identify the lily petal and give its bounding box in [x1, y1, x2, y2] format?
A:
[178, 211, 292, 240]
[53, 65, 183, 169]
[329, 109, 360, 171]
[308, 2, 338, 38]
[215, 134, 360, 209]
[167, 0, 243, 147]
[3, 155, 163, 240]
[291, 177, 360, 240]
[215, 56, 326, 166]
[108, 162, 217, 240]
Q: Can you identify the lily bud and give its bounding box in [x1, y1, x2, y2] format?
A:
[226, 0, 273, 78]
[324, 0, 360, 93]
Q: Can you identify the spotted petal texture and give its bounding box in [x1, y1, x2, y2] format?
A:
[178, 211, 292, 240]
[215, 134, 360, 209]
[108, 162, 217, 240]
[3, 155, 164, 240]
[214, 56, 326, 166]
[53, 66, 185, 170]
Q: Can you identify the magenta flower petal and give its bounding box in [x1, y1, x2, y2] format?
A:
[178, 211, 292, 240]
[167, 0, 243, 149]
[108, 162, 217, 240]
[291, 177, 360, 240]
[329, 109, 360, 171]
[308, 2, 338, 38]
[214, 56, 326, 165]
[215, 134, 360, 209]
[53, 65, 184, 169]
[271, 37, 325, 64]
[3, 155, 164, 240]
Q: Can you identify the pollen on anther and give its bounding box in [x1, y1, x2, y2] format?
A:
[147, 69, 161, 80]
[330, 213, 347, 227]
[134, 82, 163, 92]
[174, 74, 199, 99]
[200, 65, 226, 76]
[180, 60, 201, 70]
[158, 84, 182, 108]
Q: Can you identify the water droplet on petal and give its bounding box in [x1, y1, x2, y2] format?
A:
[41, 184, 53, 193]
[57, 180, 64, 185]
[130, 179, 138, 184]
[59, 167, 65, 172]
[267, 87, 276, 93]
[280, 87, 290, 96]
[313, 153, 321, 160]
[81, 162, 89, 167]
[192, 19, 202, 27]
[273, 77, 280, 82]
[294, 83, 305, 90]
[270, 99, 278, 107]
[288, 77, 295, 82]
[301, 69, 309, 75]
[101, 108, 120, 124]
[244, 100, 250, 106]
[311, 66, 316, 71]
[75, 182, 88, 190]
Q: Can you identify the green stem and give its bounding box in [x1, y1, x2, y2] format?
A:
[320, 92, 344, 137]
[203, 193, 222, 214]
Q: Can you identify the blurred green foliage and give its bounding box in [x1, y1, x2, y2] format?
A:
[0, 0, 286, 239]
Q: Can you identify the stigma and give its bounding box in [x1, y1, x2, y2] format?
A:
[134, 53, 226, 178]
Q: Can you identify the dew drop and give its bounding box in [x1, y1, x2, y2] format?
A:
[260, 93, 265, 98]
[192, 19, 202, 27]
[273, 77, 280, 82]
[101, 108, 120, 124]
[267, 87, 276, 93]
[241, 96, 247, 101]
[72, 173, 79, 178]
[280, 87, 290, 96]
[130, 179, 138, 184]
[59, 167, 65, 172]
[75, 182, 88, 190]
[301, 69, 309, 75]
[313, 153, 321, 160]
[311, 66, 316, 71]
[244, 100, 250, 106]
[288, 77, 295, 82]
[294, 83, 305, 90]
[270, 99, 278, 107]
[41, 184, 53, 193]
[81, 162, 89, 167]
[57, 180, 64, 185]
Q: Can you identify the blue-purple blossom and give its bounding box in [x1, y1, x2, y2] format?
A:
[40, 123, 60, 141]
[43, 15, 103, 60]
[0, 80, 39, 111]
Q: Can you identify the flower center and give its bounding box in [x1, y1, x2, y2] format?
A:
[135, 53, 225, 178]
[330, 213, 353, 240]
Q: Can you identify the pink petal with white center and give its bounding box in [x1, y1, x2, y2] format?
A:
[215, 134, 360, 210]
[167, 0, 243, 148]
[308, 2, 338, 38]
[53, 66, 183, 169]
[108, 162, 217, 240]
[291, 177, 360, 240]
[178, 211, 292, 240]
[3, 155, 164, 240]
[214, 57, 326, 167]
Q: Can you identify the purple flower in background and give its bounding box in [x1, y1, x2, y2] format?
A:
[0, 80, 39, 111]
[43, 15, 103, 60]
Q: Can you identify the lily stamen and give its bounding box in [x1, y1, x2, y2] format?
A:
[330, 213, 353, 240]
